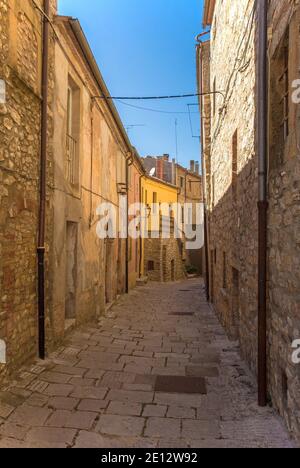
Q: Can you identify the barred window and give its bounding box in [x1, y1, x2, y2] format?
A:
[279, 34, 289, 140]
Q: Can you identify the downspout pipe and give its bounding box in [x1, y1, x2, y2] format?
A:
[125, 160, 129, 294]
[257, 0, 268, 407]
[37, 0, 50, 360]
[198, 41, 210, 302]
[125, 156, 134, 294]
[139, 174, 143, 278]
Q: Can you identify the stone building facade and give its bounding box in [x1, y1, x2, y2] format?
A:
[267, 0, 300, 442]
[0, 2, 136, 381]
[199, 0, 300, 441]
[0, 0, 57, 377]
[142, 155, 204, 274]
[128, 149, 145, 290]
[52, 16, 131, 337]
[141, 175, 185, 282]
[176, 163, 203, 274]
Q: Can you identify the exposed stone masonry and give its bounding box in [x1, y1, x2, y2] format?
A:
[0, 0, 56, 379]
[200, 0, 300, 443]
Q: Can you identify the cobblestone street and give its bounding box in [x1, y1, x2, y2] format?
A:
[0, 279, 295, 448]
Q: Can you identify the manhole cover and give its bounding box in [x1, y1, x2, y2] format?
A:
[169, 312, 194, 316]
[154, 375, 207, 394]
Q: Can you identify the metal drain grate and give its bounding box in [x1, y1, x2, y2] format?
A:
[154, 375, 207, 395]
[169, 312, 194, 316]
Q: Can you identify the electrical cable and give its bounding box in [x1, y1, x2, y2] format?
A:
[188, 105, 200, 139]
[93, 91, 225, 101]
[115, 99, 199, 115]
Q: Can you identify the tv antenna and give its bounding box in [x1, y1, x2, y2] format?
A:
[125, 124, 146, 135]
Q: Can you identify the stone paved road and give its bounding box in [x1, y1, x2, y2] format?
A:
[0, 279, 296, 448]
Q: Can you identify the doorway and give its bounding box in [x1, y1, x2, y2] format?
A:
[232, 267, 240, 337]
[65, 222, 78, 320]
[210, 250, 214, 303]
[105, 239, 114, 304]
[171, 259, 175, 282]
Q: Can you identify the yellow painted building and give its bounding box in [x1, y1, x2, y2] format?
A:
[142, 176, 178, 209]
[141, 176, 185, 281]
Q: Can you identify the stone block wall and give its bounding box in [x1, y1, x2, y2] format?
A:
[144, 237, 185, 283]
[267, 0, 300, 442]
[201, 0, 300, 442]
[205, 0, 257, 351]
[0, 0, 56, 379]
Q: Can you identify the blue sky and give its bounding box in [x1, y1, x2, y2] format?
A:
[58, 0, 205, 168]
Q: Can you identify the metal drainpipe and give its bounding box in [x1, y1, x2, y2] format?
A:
[37, 0, 50, 360]
[139, 174, 143, 278]
[198, 41, 210, 302]
[125, 160, 129, 294]
[125, 157, 133, 294]
[257, 0, 268, 407]
[89, 102, 94, 228]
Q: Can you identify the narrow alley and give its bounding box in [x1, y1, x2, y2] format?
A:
[0, 279, 294, 448]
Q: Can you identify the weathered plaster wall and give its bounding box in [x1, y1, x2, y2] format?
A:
[128, 159, 143, 289]
[52, 20, 128, 338]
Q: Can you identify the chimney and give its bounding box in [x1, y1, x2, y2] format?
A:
[190, 160, 195, 173]
[157, 159, 164, 180]
[163, 154, 170, 161]
[195, 162, 200, 175]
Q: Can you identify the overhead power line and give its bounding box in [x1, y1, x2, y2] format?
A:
[92, 91, 225, 101]
[116, 99, 199, 115]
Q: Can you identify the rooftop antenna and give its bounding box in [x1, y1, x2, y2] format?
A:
[125, 124, 146, 135]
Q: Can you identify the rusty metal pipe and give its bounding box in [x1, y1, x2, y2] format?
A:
[37, 0, 50, 360]
[257, 0, 269, 407]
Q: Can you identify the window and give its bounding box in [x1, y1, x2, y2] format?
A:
[66, 77, 80, 185]
[232, 130, 238, 201]
[213, 78, 217, 116]
[189, 180, 192, 192]
[180, 176, 184, 189]
[212, 173, 215, 209]
[188, 207, 193, 225]
[270, 30, 290, 168]
[128, 166, 132, 187]
[147, 261, 155, 272]
[153, 192, 158, 214]
[223, 252, 227, 289]
[279, 34, 289, 140]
